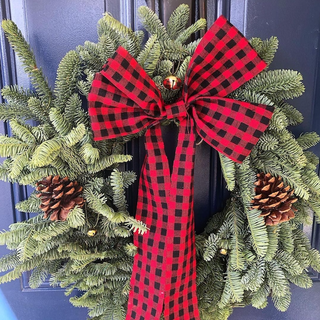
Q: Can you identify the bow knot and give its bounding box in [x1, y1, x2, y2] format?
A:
[164, 98, 188, 120]
[88, 15, 274, 320]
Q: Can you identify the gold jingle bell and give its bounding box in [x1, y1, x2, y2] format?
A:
[163, 75, 182, 90]
[219, 248, 228, 255]
[87, 229, 97, 237]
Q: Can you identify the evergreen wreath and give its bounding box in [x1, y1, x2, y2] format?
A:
[0, 4, 319, 320]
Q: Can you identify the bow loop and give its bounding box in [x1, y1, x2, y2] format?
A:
[191, 96, 274, 162]
[183, 16, 267, 103]
[103, 46, 164, 116]
[88, 47, 167, 139]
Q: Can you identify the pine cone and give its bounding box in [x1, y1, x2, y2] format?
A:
[36, 175, 85, 221]
[251, 173, 298, 226]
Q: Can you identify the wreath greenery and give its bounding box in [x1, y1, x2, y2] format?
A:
[0, 4, 320, 320]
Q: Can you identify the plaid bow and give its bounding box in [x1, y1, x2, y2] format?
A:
[88, 15, 274, 320]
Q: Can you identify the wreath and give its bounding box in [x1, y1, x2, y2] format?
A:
[0, 4, 320, 320]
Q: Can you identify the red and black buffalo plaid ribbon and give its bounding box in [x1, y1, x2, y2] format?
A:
[88, 15, 274, 320]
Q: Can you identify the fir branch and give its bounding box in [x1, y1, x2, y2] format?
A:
[166, 4, 190, 40]
[156, 60, 173, 78]
[137, 35, 160, 76]
[304, 151, 319, 169]
[87, 154, 132, 174]
[138, 6, 170, 41]
[54, 50, 81, 112]
[218, 277, 232, 308]
[255, 133, 279, 151]
[306, 197, 320, 223]
[268, 108, 289, 132]
[2, 20, 52, 101]
[19, 167, 59, 185]
[286, 271, 312, 289]
[266, 260, 290, 297]
[236, 161, 268, 256]
[246, 208, 269, 257]
[301, 169, 320, 197]
[251, 283, 270, 309]
[27, 97, 51, 123]
[110, 169, 127, 212]
[29, 267, 48, 289]
[99, 14, 140, 57]
[31, 124, 55, 143]
[1, 85, 33, 106]
[277, 101, 303, 126]
[17, 231, 39, 261]
[185, 38, 202, 55]
[175, 19, 207, 44]
[309, 248, 320, 273]
[49, 107, 73, 136]
[124, 243, 137, 257]
[59, 146, 87, 176]
[0, 269, 23, 284]
[10, 120, 36, 144]
[228, 201, 245, 270]
[77, 79, 92, 97]
[0, 136, 29, 157]
[246, 70, 305, 101]
[160, 39, 189, 61]
[0, 104, 25, 122]
[176, 56, 191, 80]
[265, 225, 279, 261]
[122, 171, 136, 188]
[62, 123, 87, 147]
[0, 86, 38, 121]
[33, 222, 71, 241]
[272, 291, 291, 312]
[84, 186, 115, 220]
[279, 222, 294, 254]
[230, 90, 274, 109]
[203, 233, 220, 261]
[241, 258, 265, 291]
[250, 37, 279, 67]
[29, 138, 61, 168]
[0, 227, 30, 248]
[80, 143, 100, 164]
[134, 30, 145, 49]
[8, 149, 32, 179]
[125, 217, 148, 235]
[0, 252, 19, 272]
[296, 132, 320, 150]
[67, 207, 86, 228]
[77, 41, 107, 72]
[48, 159, 71, 178]
[65, 93, 90, 127]
[219, 153, 236, 191]
[275, 250, 304, 276]
[228, 270, 244, 302]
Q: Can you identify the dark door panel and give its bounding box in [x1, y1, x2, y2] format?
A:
[0, 1, 319, 319]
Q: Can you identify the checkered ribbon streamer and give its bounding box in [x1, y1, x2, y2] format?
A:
[88, 15, 274, 320]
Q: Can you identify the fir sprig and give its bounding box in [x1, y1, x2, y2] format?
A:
[2, 20, 52, 102]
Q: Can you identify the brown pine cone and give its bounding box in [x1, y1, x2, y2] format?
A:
[36, 175, 85, 221]
[251, 173, 298, 226]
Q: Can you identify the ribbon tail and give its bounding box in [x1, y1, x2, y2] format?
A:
[163, 118, 200, 320]
[126, 120, 200, 320]
[126, 124, 171, 320]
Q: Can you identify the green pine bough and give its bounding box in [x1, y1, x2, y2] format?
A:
[0, 4, 319, 320]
